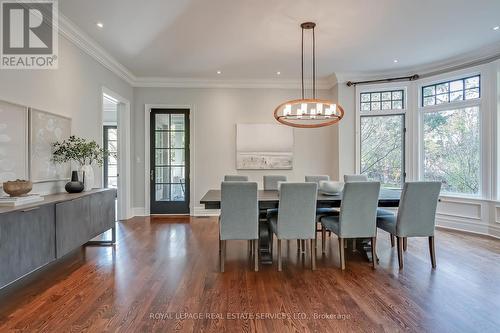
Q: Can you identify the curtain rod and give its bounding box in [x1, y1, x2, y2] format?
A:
[346, 74, 419, 87]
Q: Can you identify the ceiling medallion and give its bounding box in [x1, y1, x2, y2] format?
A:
[274, 22, 344, 128]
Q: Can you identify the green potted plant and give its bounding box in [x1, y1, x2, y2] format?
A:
[52, 136, 109, 191]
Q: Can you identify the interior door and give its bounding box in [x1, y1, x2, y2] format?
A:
[150, 109, 190, 214]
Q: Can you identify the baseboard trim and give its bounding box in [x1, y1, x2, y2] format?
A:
[193, 207, 220, 217]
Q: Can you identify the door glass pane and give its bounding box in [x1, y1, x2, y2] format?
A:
[155, 132, 169, 148]
[155, 114, 169, 130]
[155, 184, 170, 201]
[108, 128, 117, 140]
[170, 131, 185, 148]
[170, 114, 185, 131]
[171, 167, 185, 183]
[171, 184, 185, 201]
[155, 149, 169, 165]
[360, 115, 404, 188]
[170, 149, 185, 166]
[156, 167, 170, 183]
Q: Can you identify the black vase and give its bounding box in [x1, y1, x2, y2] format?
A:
[65, 171, 84, 193]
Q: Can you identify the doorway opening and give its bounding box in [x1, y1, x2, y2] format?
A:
[101, 88, 131, 221]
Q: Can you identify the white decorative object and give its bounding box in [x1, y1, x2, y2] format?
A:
[319, 181, 344, 195]
[30, 109, 71, 183]
[236, 124, 293, 170]
[80, 164, 94, 191]
[0, 100, 28, 186]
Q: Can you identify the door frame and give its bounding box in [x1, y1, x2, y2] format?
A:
[144, 104, 195, 215]
[100, 87, 132, 220]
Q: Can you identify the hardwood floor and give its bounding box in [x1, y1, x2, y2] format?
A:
[1, 216, 500, 332]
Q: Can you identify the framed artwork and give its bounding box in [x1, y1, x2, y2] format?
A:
[29, 108, 71, 183]
[236, 123, 294, 170]
[0, 100, 28, 186]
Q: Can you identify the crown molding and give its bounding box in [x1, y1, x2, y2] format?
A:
[335, 42, 500, 83]
[58, 14, 137, 85]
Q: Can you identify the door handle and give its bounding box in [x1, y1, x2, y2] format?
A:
[150, 169, 154, 181]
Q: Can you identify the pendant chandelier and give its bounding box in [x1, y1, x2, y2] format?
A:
[274, 22, 344, 128]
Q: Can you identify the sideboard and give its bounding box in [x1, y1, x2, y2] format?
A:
[0, 188, 116, 290]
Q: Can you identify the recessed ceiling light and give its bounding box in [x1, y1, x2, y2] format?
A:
[276, 71, 281, 75]
[96, 22, 104, 28]
[493, 26, 500, 31]
[393, 59, 399, 63]
[216, 70, 222, 74]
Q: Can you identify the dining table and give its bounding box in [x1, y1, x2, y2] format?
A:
[200, 188, 402, 264]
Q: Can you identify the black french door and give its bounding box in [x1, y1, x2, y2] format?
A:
[150, 109, 190, 214]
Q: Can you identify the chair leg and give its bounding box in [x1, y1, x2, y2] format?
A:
[297, 239, 301, 252]
[429, 236, 436, 268]
[390, 234, 395, 247]
[371, 237, 377, 269]
[277, 239, 282, 271]
[321, 224, 326, 254]
[220, 240, 226, 272]
[396, 237, 404, 270]
[311, 239, 317, 270]
[254, 239, 259, 272]
[301, 240, 306, 253]
[403, 237, 408, 251]
[338, 238, 345, 270]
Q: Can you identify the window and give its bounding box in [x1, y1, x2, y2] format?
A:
[359, 88, 406, 188]
[422, 75, 480, 106]
[421, 74, 481, 196]
[360, 90, 404, 111]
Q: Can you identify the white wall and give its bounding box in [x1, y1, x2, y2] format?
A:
[132, 87, 337, 213]
[0, 36, 133, 194]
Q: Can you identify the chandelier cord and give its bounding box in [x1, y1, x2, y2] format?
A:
[301, 27, 304, 99]
[312, 26, 316, 99]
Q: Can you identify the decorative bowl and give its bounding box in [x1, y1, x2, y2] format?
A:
[319, 181, 344, 195]
[2, 179, 33, 197]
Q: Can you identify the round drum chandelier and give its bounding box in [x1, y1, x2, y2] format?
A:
[274, 22, 344, 128]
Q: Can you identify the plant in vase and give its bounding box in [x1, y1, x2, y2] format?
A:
[52, 136, 110, 192]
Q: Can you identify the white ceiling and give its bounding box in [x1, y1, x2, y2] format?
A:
[59, 0, 500, 81]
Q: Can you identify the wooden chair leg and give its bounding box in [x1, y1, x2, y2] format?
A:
[397, 237, 403, 270]
[390, 234, 395, 247]
[301, 240, 306, 253]
[339, 238, 345, 270]
[371, 237, 377, 269]
[220, 240, 226, 272]
[277, 239, 282, 271]
[297, 239, 301, 252]
[311, 239, 316, 270]
[321, 225, 326, 254]
[429, 236, 436, 268]
[403, 237, 408, 251]
[254, 239, 259, 271]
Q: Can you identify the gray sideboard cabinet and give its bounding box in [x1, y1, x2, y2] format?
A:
[0, 189, 116, 289]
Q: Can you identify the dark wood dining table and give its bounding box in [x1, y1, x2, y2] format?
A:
[200, 188, 401, 264]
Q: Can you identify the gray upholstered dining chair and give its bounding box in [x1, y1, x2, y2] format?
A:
[344, 174, 393, 219]
[219, 181, 259, 272]
[263, 175, 287, 190]
[305, 175, 338, 248]
[376, 181, 441, 270]
[224, 175, 249, 181]
[320, 181, 381, 270]
[305, 175, 330, 184]
[268, 182, 318, 271]
[344, 174, 369, 182]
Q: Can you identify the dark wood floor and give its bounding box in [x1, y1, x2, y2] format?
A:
[1, 216, 500, 333]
